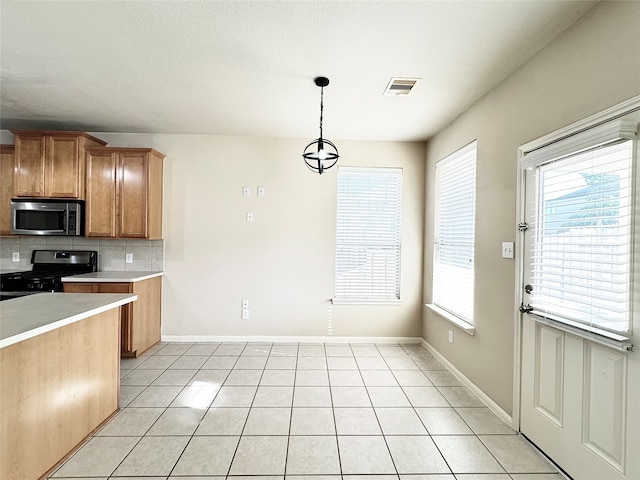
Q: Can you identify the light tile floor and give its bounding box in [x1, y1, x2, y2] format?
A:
[49, 342, 565, 480]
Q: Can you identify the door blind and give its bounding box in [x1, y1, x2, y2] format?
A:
[529, 139, 634, 335]
[433, 141, 477, 323]
[335, 167, 402, 300]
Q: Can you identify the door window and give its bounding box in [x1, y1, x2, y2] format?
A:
[530, 139, 634, 336]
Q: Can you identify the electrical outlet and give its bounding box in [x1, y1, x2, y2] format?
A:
[257, 186, 265, 197]
[246, 212, 254, 222]
[125, 253, 133, 264]
[242, 308, 250, 320]
[12, 252, 19, 262]
[242, 186, 251, 197]
[242, 299, 249, 309]
[448, 330, 454, 343]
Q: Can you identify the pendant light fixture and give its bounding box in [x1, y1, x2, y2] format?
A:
[302, 76, 339, 174]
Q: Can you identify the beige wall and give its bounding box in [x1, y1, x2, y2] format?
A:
[89, 133, 426, 338]
[422, 0, 640, 415]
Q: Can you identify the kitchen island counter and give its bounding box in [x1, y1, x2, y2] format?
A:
[62, 271, 163, 283]
[1, 292, 136, 479]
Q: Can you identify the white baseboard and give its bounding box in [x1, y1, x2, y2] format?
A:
[161, 335, 423, 344]
[421, 339, 515, 429]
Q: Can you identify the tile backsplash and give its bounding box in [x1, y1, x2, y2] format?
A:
[0, 237, 163, 272]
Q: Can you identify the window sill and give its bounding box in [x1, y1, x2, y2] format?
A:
[425, 304, 476, 336]
[332, 298, 402, 306]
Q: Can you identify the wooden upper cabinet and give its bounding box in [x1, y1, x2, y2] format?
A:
[85, 148, 164, 239]
[12, 130, 107, 199]
[85, 150, 118, 237]
[119, 151, 149, 238]
[46, 134, 80, 197]
[13, 134, 45, 197]
[1, 145, 15, 236]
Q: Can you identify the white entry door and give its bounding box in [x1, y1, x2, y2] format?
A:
[519, 103, 640, 480]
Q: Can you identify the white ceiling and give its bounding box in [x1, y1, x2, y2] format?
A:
[1, 1, 598, 142]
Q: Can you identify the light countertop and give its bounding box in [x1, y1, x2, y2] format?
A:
[0, 292, 137, 349]
[61, 271, 164, 283]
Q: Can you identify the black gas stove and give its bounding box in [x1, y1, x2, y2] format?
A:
[0, 250, 98, 298]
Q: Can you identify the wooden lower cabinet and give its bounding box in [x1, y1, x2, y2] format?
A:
[64, 276, 161, 357]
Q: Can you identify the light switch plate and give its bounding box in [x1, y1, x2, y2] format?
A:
[501, 242, 514, 259]
[125, 253, 133, 264]
[12, 252, 19, 262]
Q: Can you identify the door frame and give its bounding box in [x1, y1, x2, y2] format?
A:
[512, 95, 640, 434]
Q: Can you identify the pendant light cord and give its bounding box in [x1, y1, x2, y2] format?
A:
[319, 85, 324, 140]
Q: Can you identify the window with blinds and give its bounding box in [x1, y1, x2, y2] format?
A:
[433, 141, 477, 323]
[432, 141, 477, 323]
[529, 138, 634, 336]
[334, 167, 402, 301]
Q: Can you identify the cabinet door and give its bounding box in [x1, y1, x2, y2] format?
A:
[97, 283, 134, 356]
[14, 134, 45, 197]
[45, 135, 81, 198]
[131, 277, 162, 356]
[0, 145, 15, 235]
[118, 152, 148, 238]
[86, 151, 117, 237]
[146, 152, 164, 239]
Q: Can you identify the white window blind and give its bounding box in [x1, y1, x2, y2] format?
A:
[433, 141, 477, 323]
[528, 138, 635, 336]
[334, 167, 402, 300]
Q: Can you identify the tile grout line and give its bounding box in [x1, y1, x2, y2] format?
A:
[282, 342, 298, 477]
[328, 342, 345, 479]
[397, 343, 456, 478]
[283, 346, 296, 477]
[111, 342, 196, 478]
[370, 342, 403, 478]
[223, 342, 270, 478]
[145, 341, 220, 477]
[156, 341, 214, 478]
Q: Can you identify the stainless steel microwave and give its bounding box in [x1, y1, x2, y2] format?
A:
[11, 199, 84, 236]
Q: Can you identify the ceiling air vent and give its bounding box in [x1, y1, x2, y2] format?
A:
[384, 77, 420, 96]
